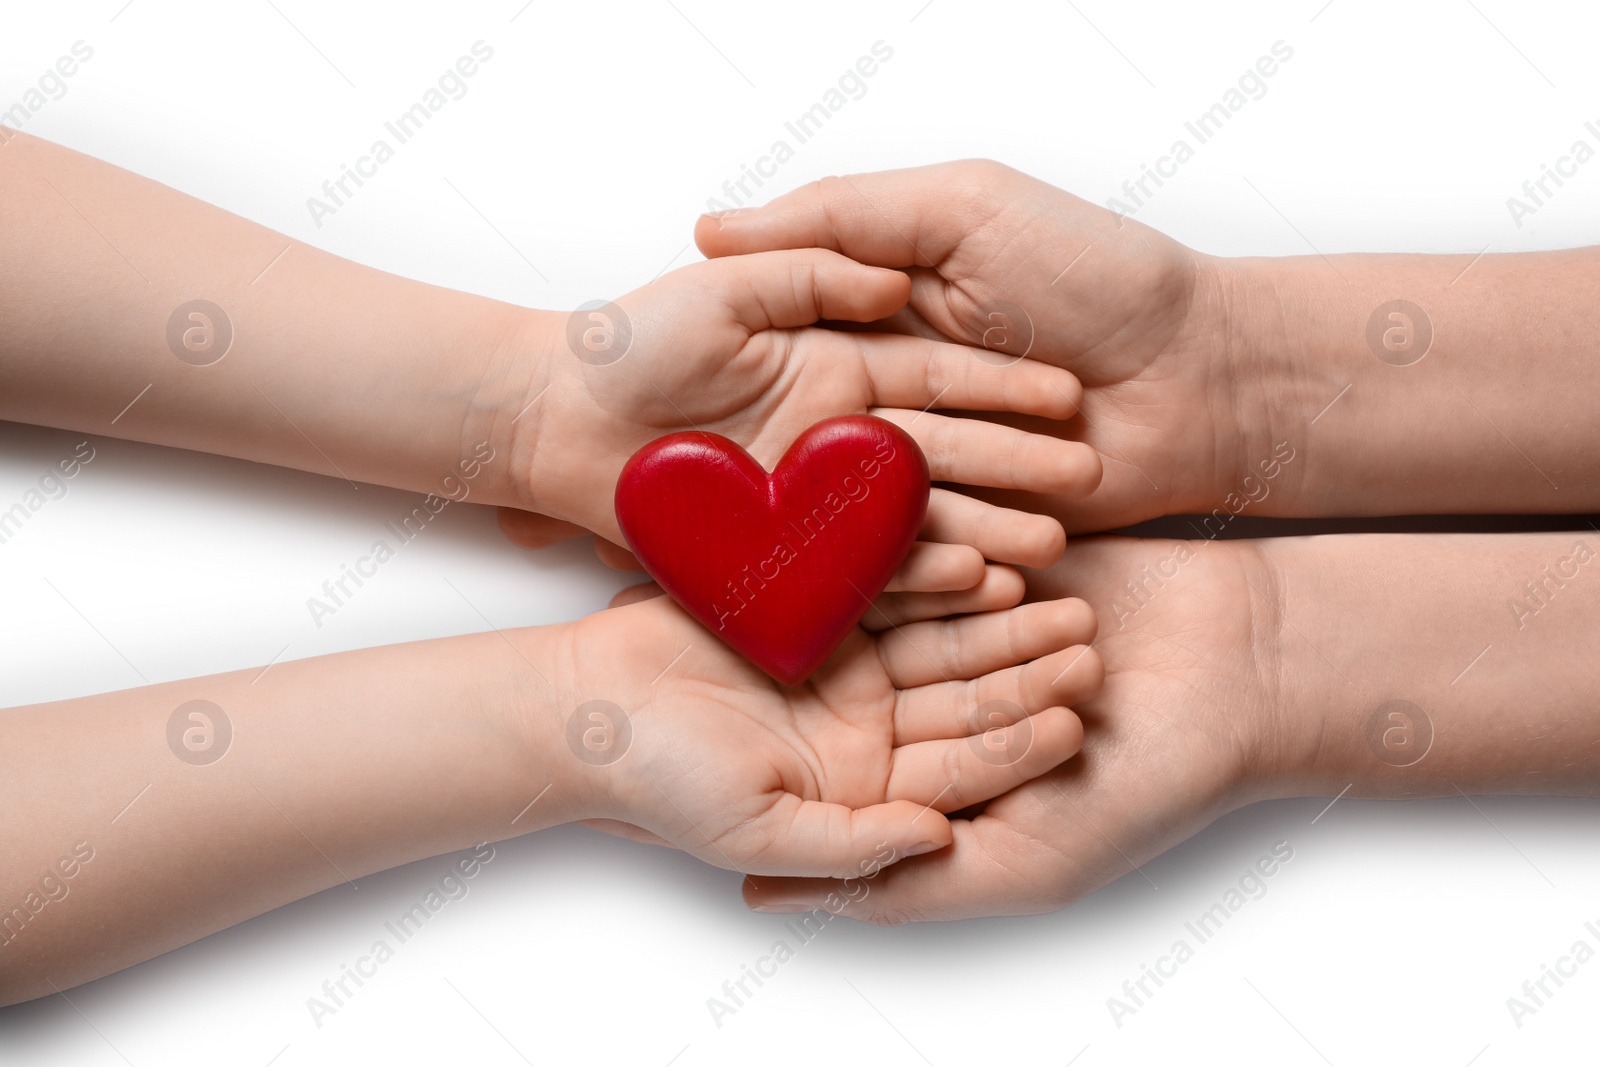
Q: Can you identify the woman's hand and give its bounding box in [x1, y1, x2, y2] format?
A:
[531, 583, 1104, 877]
[497, 246, 1101, 584]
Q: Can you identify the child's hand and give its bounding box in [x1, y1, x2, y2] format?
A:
[694, 161, 1258, 536]
[501, 248, 1100, 584]
[531, 581, 1103, 877]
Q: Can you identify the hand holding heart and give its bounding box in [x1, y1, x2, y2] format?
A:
[695, 161, 1248, 536]
[733, 537, 1263, 918]
[498, 247, 1102, 591]
[541, 585, 1103, 878]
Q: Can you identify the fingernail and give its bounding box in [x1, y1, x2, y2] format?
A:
[750, 902, 815, 914]
[903, 839, 945, 857]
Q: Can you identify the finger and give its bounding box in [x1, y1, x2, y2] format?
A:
[594, 537, 644, 571]
[878, 598, 1098, 690]
[719, 795, 951, 878]
[816, 295, 946, 343]
[609, 582, 665, 608]
[855, 331, 1081, 419]
[697, 248, 910, 334]
[695, 162, 1016, 268]
[893, 644, 1104, 746]
[497, 508, 588, 549]
[883, 541, 984, 594]
[578, 818, 672, 847]
[873, 408, 1102, 497]
[923, 488, 1066, 570]
[887, 706, 1083, 811]
[862, 565, 1025, 632]
[742, 815, 1062, 922]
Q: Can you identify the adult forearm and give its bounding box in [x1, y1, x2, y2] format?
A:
[1219, 248, 1600, 515]
[0, 628, 579, 1007]
[1260, 532, 1600, 798]
[0, 131, 540, 504]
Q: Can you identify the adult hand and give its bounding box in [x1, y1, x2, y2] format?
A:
[739, 535, 1275, 917]
[695, 160, 1280, 535]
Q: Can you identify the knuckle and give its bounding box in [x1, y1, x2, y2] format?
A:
[956, 158, 1014, 186]
[1004, 604, 1027, 661]
[932, 420, 961, 471]
[813, 176, 857, 244]
[935, 620, 965, 671]
[1008, 432, 1031, 486]
[939, 741, 972, 809]
[974, 158, 1015, 180]
[788, 262, 816, 315]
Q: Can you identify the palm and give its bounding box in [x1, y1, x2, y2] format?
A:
[564, 265, 875, 503]
[944, 537, 1270, 913]
[743, 536, 1276, 918]
[563, 589, 1102, 878]
[513, 246, 1093, 569]
[622, 628, 898, 862]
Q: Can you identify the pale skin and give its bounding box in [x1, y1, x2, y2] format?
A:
[0, 133, 1099, 582]
[0, 136, 1108, 1003]
[7, 125, 1594, 984]
[675, 160, 1600, 917]
[0, 589, 1102, 1006]
[739, 532, 1600, 919]
[695, 159, 1600, 532]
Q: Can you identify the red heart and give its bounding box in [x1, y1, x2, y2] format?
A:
[615, 415, 929, 686]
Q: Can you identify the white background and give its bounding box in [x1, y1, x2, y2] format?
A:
[4, 1, 1600, 1063]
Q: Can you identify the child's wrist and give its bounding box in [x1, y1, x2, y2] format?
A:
[480, 307, 624, 536]
[474, 307, 579, 518]
[324, 299, 563, 518]
[495, 618, 623, 827]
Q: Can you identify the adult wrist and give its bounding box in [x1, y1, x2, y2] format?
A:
[1190, 253, 1350, 520]
[1250, 532, 1600, 802]
[1199, 248, 1600, 518]
[1246, 533, 1446, 800]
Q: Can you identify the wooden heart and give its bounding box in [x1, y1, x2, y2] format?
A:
[615, 415, 929, 686]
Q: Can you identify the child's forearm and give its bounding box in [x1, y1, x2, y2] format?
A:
[0, 628, 580, 1007]
[0, 131, 539, 507]
[1257, 532, 1600, 799]
[1220, 249, 1600, 516]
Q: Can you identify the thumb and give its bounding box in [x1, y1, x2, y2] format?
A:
[720, 794, 951, 879]
[695, 161, 1006, 269]
[740, 815, 1056, 922]
[694, 248, 910, 334]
